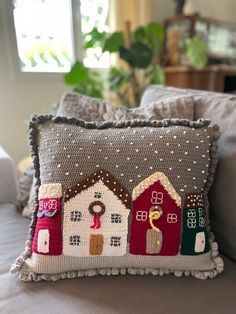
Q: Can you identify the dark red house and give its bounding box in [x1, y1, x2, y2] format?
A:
[130, 172, 182, 256]
[32, 183, 62, 255]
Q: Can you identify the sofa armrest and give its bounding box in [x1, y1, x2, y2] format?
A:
[0, 147, 18, 204]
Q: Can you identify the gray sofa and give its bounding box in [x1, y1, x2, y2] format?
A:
[1, 87, 236, 314]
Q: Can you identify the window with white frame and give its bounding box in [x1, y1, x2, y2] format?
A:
[12, 0, 110, 73]
[81, 0, 110, 68]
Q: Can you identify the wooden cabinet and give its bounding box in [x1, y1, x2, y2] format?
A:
[164, 65, 236, 92]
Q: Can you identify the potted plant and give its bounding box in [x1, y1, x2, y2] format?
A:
[64, 22, 165, 107]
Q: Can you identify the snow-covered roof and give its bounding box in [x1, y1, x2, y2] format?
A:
[64, 169, 131, 208]
[132, 171, 181, 207]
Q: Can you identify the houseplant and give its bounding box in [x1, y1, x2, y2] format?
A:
[64, 22, 165, 107]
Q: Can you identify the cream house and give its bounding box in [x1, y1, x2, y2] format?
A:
[63, 169, 131, 257]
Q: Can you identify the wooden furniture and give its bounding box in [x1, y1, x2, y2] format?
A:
[164, 65, 236, 92]
[164, 15, 236, 63]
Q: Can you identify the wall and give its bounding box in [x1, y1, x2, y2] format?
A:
[0, 1, 66, 164]
[152, 0, 236, 23]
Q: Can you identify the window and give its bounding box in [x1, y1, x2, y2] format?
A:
[13, 0, 74, 73]
[187, 209, 197, 228]
[70, 211, 82, 222]
[111, 214, 122, 223]
[11, 0, 110, 73]
[94, 192, 102, 199]
[151, 191, 163, 204]
[167, 213, 178, 224]
[110, 236, 121, 247]
[136, 211, 148, 221]
[81, 0, 110, 68]
[199, 217, 205, 227]
[69, 235, 81, 246]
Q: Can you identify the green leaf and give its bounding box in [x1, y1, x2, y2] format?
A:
[132, 26, 147, 44]
[146, 22, 165, 56]
[103, 32, 124, 52]
[147, 22, 165, 43]
[64, 61, 88, 85]
[109, 67, 130, 90]
[146, 64, 165, 84]
[119, 42, 152, 68]
[185, 37, 208, 69]
[84, 27, 107, 49]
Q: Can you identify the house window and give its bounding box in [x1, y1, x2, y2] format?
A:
[110, 236, 121, 247]
[199, 217, 205, 227]
[151, 191, 163, 204]
[187, 209, 197, 228]
[167, 213, 178, 223]
[136, 211, 148, 221]
[69, 235, 81, 246]
[70, 211, 82, 222]
[111, 214, 122, 223]
[94, 192, 102, 199]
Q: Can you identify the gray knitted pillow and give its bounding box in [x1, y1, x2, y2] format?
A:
[11, 115, 223, 281]
[57, 91, 194, 121]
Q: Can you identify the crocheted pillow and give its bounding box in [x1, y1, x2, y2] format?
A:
[11, 115, 223, 281]
[57, 91, 194, 121]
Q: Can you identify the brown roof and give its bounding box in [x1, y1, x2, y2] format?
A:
[64, 169, 131, 208]
[184, 193, 204, 208]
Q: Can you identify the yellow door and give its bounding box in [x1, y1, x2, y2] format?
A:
[89, 234, 104, 255]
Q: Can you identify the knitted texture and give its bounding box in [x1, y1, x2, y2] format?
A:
[57, 91, 195, 121]
[11, 116, 223, 281]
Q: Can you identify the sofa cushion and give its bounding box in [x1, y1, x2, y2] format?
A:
[11, 115, 223, 281]
[57, 91, 194, 121]
[141, 85, 236, 261]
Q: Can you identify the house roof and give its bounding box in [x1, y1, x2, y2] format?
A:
[64, 169, 131, 208]
[132, 171, 181, 207]
[184, 193, 203, 208]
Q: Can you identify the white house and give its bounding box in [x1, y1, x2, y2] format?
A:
[63, 169, 131, 257]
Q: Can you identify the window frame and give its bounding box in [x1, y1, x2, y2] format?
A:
[4, 0, 83, 81]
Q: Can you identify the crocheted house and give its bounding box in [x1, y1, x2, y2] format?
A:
[181, 193, 210, 255]
[32, 183, 63, 255]
[63, 169, 131, 257]
[129, 172, 182, 256]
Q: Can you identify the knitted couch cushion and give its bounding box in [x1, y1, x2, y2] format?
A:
[57, 91, 194, 121]
[11, 115, 223, 281]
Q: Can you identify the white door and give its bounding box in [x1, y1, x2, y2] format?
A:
[37, 229, 50, 253]
[194, 231, 206, 253]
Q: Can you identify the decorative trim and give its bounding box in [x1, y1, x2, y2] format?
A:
[132, 171, 181, 206]
[10, 115, 223, 280]
[37, 208, 58, 218]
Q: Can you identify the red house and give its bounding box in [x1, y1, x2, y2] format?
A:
[130, 172, 182, 256]
[32, 183, 62, 255]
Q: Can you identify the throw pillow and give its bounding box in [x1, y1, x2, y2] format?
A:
[11, 115, 223, 281]
[57, 91, 194, 121]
